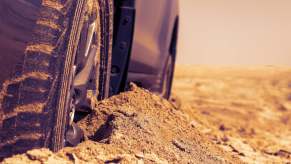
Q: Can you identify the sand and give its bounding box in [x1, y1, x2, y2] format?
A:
[3, 65, 291, 163]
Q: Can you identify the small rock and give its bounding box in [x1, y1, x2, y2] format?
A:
[26, 149, 53, 161]
[172, 139, 191, 153]
[219, 124, 230, 131]
[117, 109, 136, 117]
[189, 120, 199, 128]
[221, 136, 229, 142]
[274, 150, 291, 158]
[278, 104, 288, 112]
[129, 82, 139, 91]
[201, 128, 212, 134]
[201, 111, 210, 115]
[143, 153, 168, 163]
[135, 152, 144, 159]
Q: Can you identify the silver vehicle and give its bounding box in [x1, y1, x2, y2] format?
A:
[0, 0, 179, 158]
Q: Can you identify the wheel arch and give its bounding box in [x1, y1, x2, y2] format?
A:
[126, 0, 179, 93]
[169, 16, 179, 60]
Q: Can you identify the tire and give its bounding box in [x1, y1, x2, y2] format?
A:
[0, 0, 113, 159]
[161, 55, 175, 99]
[160, 18, 178, 99]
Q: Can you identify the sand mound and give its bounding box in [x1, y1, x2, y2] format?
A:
[3, 84, 239, 163]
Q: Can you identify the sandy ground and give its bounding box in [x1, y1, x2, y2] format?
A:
[173, 65, 291, 163]
[3, 65, 291, 163]
[3, 84, 239, 163]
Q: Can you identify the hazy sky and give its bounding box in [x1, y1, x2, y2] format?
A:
[177, 0, 291, 65]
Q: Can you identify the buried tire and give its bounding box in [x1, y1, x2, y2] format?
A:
[0, 0, 113, 158]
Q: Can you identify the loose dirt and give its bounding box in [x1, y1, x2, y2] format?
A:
[3, 84, 239, 163]
[3, 65, 291, 163]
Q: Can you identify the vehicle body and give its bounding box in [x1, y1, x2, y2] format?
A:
[0, 0, 179, 159]
[110, 0, 179, 98]
[128, 0, 179, 97]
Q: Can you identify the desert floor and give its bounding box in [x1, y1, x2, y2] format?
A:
[173, 65, 291, 163]
[3, 65, 291, 163]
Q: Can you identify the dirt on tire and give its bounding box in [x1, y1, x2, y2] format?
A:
[0, 0, 114, 157]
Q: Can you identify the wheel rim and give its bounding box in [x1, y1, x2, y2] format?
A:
[65, 3, 100, 146]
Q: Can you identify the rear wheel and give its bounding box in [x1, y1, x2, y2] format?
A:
[161, 55, 175, 99]
[160, 19, 178, 99]
[0, 0, 113, 158]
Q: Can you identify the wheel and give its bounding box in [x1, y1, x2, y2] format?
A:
[0, 0, 113, 158]
[160, 18, 178, 99]
[161, 55, 175, 99]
